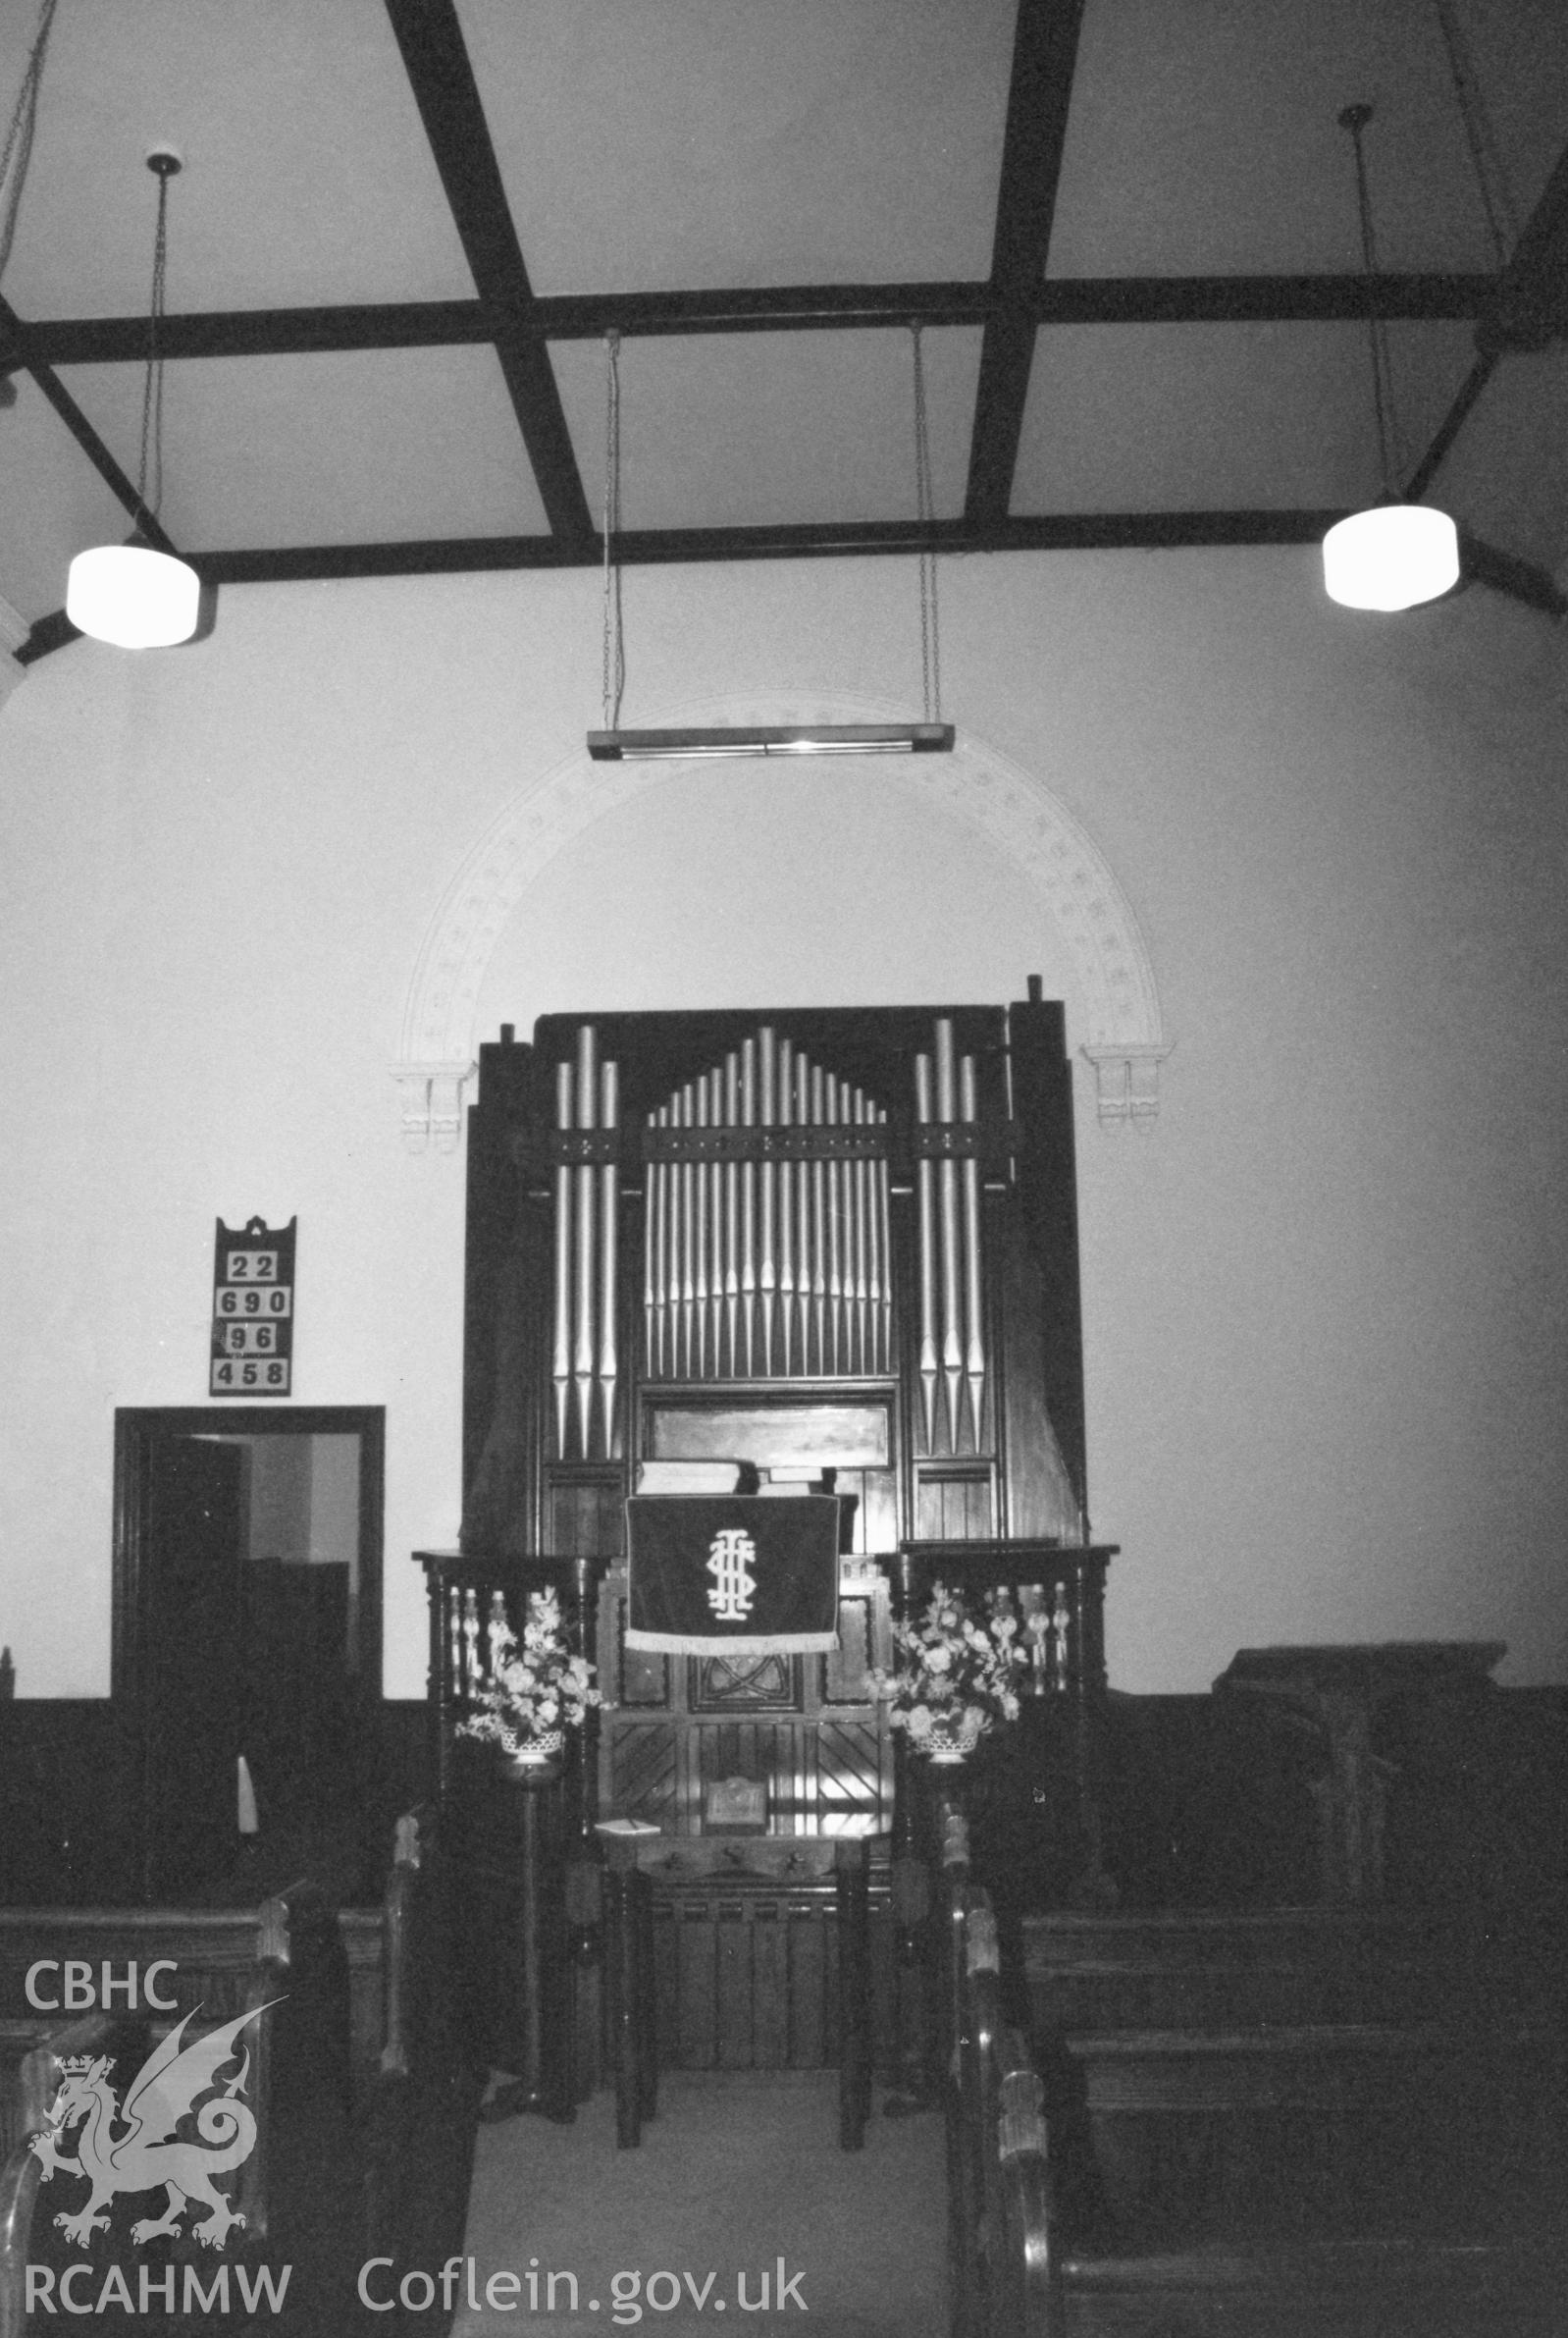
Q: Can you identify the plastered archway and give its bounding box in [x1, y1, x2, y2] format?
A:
[392, 693, 1170, 1148]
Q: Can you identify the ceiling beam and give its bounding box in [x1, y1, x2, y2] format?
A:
[0, 296, 182, 554]
[1461, 532, 1567, 618]
[1404, 133, 1568, 502]
[7, 301, 495, 364]
[1403, 352, 1494, 503]
[966, 0, 1089, 528]
[1485, 134, 1568, 354]
[380, 0, 594, 553]
[115, 508, 1356, 590]
[22, 505, 1560, 662]
[5, 274, 1496, 370]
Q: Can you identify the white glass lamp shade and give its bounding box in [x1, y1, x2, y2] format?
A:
[1322, 503, 1460, 611]
[66, 538, 200, 647]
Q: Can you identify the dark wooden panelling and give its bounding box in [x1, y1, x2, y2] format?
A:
[915, 1468, 995, 1540]
[752, 1911, 789, 2066]
[813, 1720, 886, 1834]
[788, 1902, 829, 2066]
[639, 1854, 894, 2074]
[607, 1721, 680, 1830]
[546, 1470, 624, 1560]
[1006, 993, 1088, 1526]
[0, 1700, 124, 1903]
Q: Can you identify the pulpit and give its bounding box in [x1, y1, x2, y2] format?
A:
[435, 987, 1111, 2081]
[1214, 1642, 1506, 1903]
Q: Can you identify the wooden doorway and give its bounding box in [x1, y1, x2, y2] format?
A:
[113, 1406, 384, 1899]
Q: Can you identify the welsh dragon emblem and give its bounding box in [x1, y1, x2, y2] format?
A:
[29, 2000, 280, 2252]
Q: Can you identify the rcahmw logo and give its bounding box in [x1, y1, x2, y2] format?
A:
[23, 1993, 291, 2315]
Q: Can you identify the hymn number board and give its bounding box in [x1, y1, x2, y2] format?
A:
[210, 1216, 295, 1397]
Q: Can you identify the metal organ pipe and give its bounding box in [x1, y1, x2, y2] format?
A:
[724, 1051, 740, 1377]
[573, 1025, 599, 1456]
[960, 1054, 986, 1452]
[915, 1019, 986, 1453]
[817, 1068, 832, 1374]
[640, 1024, 892, 1383]
[777, 1037, 796, 1375]
[648, 1104, 666, 1377]
[599, 1058, 619, 1457]
[934, 1021, 964, 1444]
[552, 1058, 574, 1457]
[914, 1050, 939, 1450]
[694, 1075, 710, 1378]
[549, 1026, 622, 1459]
[758, 1026, 776, 1377]
[740, 1037, 758, 1376]
[678, 1082, 695, 1380]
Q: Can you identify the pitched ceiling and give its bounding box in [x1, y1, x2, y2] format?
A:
[1, 0, 1564, 664]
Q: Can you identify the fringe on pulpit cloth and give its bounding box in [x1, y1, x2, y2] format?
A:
[625, 1495, 840, 1656]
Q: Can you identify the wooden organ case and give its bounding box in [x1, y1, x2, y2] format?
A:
[454, 988, 1109, 1870]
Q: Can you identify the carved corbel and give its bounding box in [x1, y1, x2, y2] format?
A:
[1079, 1042, 1175, 1130]
[391, 1059, 476, 1154]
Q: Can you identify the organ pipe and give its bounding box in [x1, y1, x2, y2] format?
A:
[599, 1058, 619, 1456]
[549, 1025, 622, 1459]
[573, 1025, 598, 1456]
[934, 1022, 964, 1444]
[640, 1023, 892, 1384]
[552, 1058, 573, 1456]
[914, 1051, 939, 1450]
[914, 1018, 987, 1453]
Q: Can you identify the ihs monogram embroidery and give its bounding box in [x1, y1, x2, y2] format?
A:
[706, 1530, 758, 1621]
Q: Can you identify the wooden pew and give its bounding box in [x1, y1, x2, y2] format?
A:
[0, 1883, 362, 2338]
[944, 1888, 1567, 2338]
[0, 1897, 386, 2138]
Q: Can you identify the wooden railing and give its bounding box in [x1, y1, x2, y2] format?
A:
[600, 1833, 876, 2151]
[359, 1805, 483, 2309]
[939, 1808, 1057, 2338]
[601, 1837, 658, 2149]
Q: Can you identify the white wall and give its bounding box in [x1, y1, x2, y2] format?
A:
[2, 551, 1564, 1696]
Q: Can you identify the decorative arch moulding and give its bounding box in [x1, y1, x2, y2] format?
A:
[390, 695, 1171, 1150]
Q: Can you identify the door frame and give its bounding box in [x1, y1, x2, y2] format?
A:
[112, 1406, 386, 1895]
[112, 1405, 386, 1705]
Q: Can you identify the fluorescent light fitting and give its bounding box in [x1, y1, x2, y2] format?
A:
[587, 723, 955, 763]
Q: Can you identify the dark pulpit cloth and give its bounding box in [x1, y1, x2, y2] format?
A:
[624, 1496, 840, 1655]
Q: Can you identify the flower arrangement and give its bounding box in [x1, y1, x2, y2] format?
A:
[456, 1588, 601, 1757]
[870, 1581, 1026, 1754]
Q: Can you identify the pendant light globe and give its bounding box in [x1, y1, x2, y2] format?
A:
[65, 148, 201, 649]
[67, 535, 200, 648]
[1322, 503, 1460, 611]
[1325, 104, 1461, 616]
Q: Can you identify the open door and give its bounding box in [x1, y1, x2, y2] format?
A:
[114, 1406, 386, 1901]
[138, 1435, 246, 1897]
